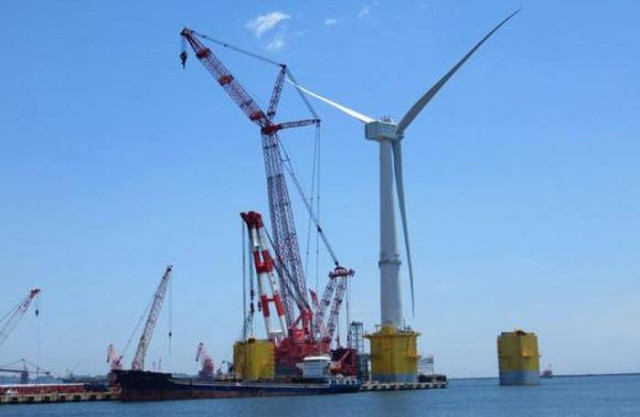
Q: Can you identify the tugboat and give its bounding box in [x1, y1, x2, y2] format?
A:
[541, 363, 553, 379]
[114, 356, 361, 402]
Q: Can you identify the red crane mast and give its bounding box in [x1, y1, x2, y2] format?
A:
[181, 28, 318, 328]
[181, 29, 357, 375]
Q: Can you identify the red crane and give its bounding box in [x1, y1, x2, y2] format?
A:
[195, 342, 215, 379]
[181, 28, 356, 375]
[181, 28, 318, 327]
[106, 344, 123, 371]
[0, 288, 40, 349]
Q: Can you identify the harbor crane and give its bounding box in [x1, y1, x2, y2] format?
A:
[107, 266, 173, 372]
[195, 342, 214, 379]
[131, 265, 173, 371]
[106, 344, 123, 371]
[0, 359, 50, 384]
[0, 288, 40, 349]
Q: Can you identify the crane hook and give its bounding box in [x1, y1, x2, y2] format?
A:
[180, 50, 188, 69]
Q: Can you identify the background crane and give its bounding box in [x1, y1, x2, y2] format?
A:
[131, 265, 173, 371]
[0, 359, 50, 384]
[195, 342, 214, 379]
[0, 288, 40, 349]
[106, 344, 123, 371]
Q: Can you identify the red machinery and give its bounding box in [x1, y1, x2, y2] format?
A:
[106, 344, 123, 371]
[181, 29, 356, 375]
[195, 343, 214, 379]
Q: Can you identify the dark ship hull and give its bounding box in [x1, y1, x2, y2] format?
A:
[114, 370, 361, 402]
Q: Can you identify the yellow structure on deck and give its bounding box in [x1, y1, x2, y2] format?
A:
[497, 329, 540, 385]
[233, 338, 274, 381]
[365, 325, 419, 383]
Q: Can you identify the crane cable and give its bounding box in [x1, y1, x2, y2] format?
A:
[122, 288, 156, 357]
[191, 31, 339, 269]
[168, 271, 173, 363]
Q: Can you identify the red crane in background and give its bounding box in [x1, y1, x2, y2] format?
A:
[0, 288, 40, 349]
[106, 344, 123, 371]
[195, 342, 214, 379]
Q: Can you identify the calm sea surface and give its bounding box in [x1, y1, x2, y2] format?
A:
[2, 374, 639, 417]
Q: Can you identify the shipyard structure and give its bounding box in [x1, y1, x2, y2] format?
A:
[497, 329, 540, 385]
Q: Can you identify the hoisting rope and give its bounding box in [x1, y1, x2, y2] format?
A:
[303, 125, 320, 284]
[186, 31, 351, 324]
[191, 30, 283, 67]
[242, 217, 247, 319]
[122, 289, 155, 357]
[187, 31, 337, 268]
[263, 227, 310, 311]
[168, 270, 173, 361]
[278, 138, 340, 267]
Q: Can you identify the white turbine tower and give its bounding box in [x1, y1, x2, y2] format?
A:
[291, 11, 519, 329]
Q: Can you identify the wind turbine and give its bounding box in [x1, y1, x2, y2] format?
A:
[290, 11, 519, 329]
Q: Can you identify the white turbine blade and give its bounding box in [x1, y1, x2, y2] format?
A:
[397, 9, 520, 135]
[391, 141, 415, 316]
[286, 78, 375, 124]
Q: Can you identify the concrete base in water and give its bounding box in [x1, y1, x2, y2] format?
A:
[499, 370, 540, 386]
[365, 325, 420, 383]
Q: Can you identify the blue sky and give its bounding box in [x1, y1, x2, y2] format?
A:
[1, 0, 638, 378]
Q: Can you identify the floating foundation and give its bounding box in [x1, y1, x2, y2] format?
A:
[365, 325, 419, 383]
[233, 337, 275, 381]
[497, 329, 540, 385]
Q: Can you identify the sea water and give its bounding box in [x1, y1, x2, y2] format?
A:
[2, 374, 639, 417]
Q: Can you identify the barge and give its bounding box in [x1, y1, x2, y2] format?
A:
[114, 369, 361, 401]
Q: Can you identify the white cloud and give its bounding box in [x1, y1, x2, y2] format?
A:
[324, 18, 339, 26]
[266, 35, 285, 51]
[245, 11, 291, 38]
[357, 6, 370, 18]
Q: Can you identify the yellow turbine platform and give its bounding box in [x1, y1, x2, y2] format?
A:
[497, 329, 540, 385]
[233, 337, 275, 381]
[365, 325, 420, 383]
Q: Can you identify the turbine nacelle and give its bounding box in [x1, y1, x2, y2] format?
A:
[365, 120, 399, 142]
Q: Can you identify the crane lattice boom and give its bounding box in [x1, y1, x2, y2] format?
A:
[181, 28, 318, 327]
[314, 267, 354, 342]
[131, 266, 173, 371]
[0, 288, 40, 349]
